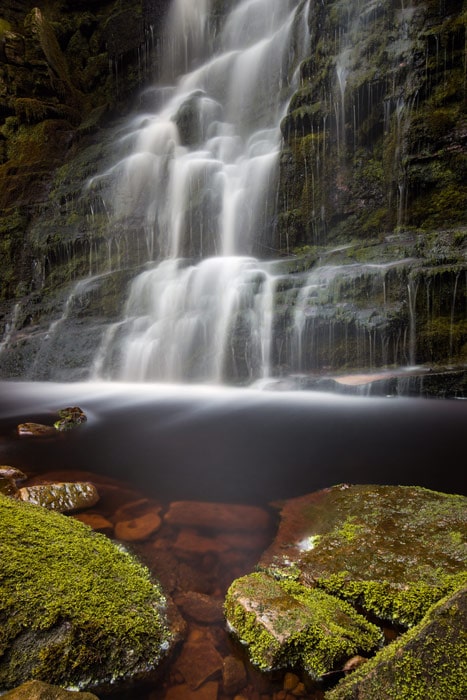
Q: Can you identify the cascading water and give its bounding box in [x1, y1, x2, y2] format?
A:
[89, 0, 310, 384]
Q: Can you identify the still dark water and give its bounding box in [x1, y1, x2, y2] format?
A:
[0, 381, 465, 501]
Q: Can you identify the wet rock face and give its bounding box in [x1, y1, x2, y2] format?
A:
[0, 0, 465, 384]
[0, 0, 170, 305]
[276, 0, 466, 249]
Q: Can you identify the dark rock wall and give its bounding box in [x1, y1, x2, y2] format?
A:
[0, 0, 465, 383]
[0, 0, 169, 300]
[276, 0, 466, 250]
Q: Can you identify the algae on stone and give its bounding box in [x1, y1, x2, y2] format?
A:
[0, 493, 177, 692]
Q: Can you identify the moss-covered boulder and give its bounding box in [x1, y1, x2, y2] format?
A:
[260, 484, 467, 627]
[224, 485, 467, 687]
[224, 571, 383, 678]
[325, 584, 467, 700]
[0, 493, 183, 693]
[1, 679, 100, 699]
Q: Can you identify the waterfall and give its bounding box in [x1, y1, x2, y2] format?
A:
[91, 0, 310, 384]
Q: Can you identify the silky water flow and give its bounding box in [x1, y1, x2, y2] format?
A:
[88, 0, 311, 384]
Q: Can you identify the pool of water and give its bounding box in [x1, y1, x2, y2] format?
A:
[1, 381, 465, 503]
[1, 381, 465, 699]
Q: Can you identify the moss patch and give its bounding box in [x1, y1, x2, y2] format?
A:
[224, 571, 382, 678]
[0, 493, 174, 692]
[325, 584, 467, 700]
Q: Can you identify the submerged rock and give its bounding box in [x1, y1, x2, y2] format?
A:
[113, 498, 162, 541]
[0, 493, 182, 693]
[17, 482, 100, 513]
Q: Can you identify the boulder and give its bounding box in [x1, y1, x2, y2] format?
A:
[224, 484, 467, 686]
[0, 493, 183, 693]
[260, 484, 467, 627]
[325, 584, 467, 700]
[1, 680, 99, 699]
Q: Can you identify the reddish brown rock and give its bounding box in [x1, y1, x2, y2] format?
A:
[114, 511, 162, 541]
[163, 681, 218, 700]
[165, 501, 271, 532]
[174, 529, 229, 557]
[113, 498, 162, 541]
[175, 591, 224, 624]
[17, 422, 57, 437]
[173, 638, 223, 690]
[222, 654, 247, 695]
[72, 512, 114, 535]
[216, 531, 271, 552]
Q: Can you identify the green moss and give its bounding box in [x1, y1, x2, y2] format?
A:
[224, 571, 382, 678]
[318, 571, 467, 628]
[0, 18, 12, 38]
[334, 516, 365, 543]
[0, 493, 172, 690]
[325, 585, 467, 700]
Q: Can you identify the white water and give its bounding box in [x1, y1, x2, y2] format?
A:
[90, 0, 310, 383]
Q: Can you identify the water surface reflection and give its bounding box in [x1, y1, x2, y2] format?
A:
[1, 382, 465, 502]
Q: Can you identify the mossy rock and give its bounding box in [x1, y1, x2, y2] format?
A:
[0, 493, 182, 693]
[325, 584, 467, 700]
[224, 571, 382, 678]
[225, 485, 467, 689]
[260, 485, 467, 628]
